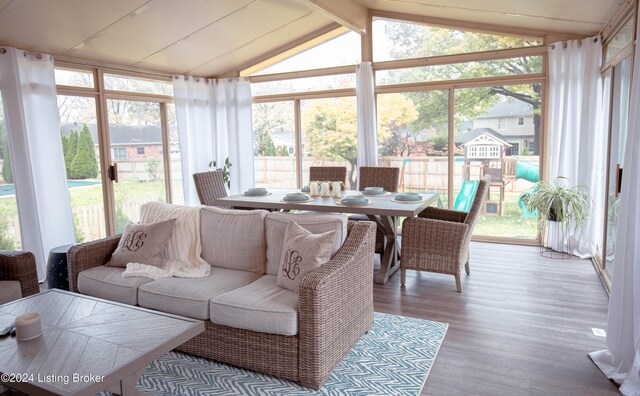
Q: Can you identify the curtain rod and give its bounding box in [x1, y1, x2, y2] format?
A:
[549, 37, 599, 50]
[0, 47, 46, 59]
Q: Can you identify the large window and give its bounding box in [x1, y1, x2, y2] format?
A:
[0, 94, 21, 249]
[253, 101, 297, 189]
[453, 83, 541, 240]
[605, 16, 634, 63]
[301, 97, 358, 189]
[373, 17, 542, 62]
[376, 56, 543, 85]
[377, 90, 449, 204]
[57, 94, 106, 243]
[247, 29, 361, 76]
[55, 66, 178, 236]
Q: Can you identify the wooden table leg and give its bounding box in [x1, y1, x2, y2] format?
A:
[117, 369, 147, 396]
[373, 215, 400, 285]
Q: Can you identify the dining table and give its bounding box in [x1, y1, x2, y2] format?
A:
[216, 189, 439, 285]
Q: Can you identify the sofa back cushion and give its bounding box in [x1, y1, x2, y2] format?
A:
[200, 207, 269, 274]
[265, 212, 348, 275]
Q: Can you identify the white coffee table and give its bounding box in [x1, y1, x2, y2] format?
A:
[0, 289, 204, 395]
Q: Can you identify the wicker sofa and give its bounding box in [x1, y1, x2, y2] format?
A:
[0, 250, 40, 304]
[67, 206, 376, 389]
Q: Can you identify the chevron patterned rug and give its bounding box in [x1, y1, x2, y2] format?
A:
[103, 312, 448, 396]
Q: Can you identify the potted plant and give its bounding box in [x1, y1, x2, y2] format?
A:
[520, 176, 591, 255]
[209, 157, 232, 189]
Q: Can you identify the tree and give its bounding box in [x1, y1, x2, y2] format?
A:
[65, 128, 78, 173]
[253, 102, 293, 156]
[377, 94, 419, 156]
[69, 124, 98, 179]
[0, 120, 12, 184]
[303, 98, 358, 188]
[384, 21, 542, 153]
[277, 145, 290, 157]
[146, 158, 160, 181]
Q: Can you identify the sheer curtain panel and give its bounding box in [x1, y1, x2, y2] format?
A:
[356, 62, 378, 172]
[173, 76, 216, 206]
[547, 37, 606, 258]
[0, 47, 75, 280]
[213, 78, 254, 195]
[173, 76, 254, 205]
[589, 9, 640, 395]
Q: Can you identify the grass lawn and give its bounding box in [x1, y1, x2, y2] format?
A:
[474, 191, 537, 239]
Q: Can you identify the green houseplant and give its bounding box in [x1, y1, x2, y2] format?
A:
[521, 176, 591, 241]
[209, 157, 232, 189]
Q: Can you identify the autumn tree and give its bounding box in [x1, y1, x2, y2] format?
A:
[384, 21, 542, 153]
[377, 93, 419, 156]
[303, 98, 358, 188]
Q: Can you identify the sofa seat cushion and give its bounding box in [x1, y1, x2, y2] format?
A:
[138, 267, 261, 320]
[0, 281, 22, 305]
[210, 275, 298, 336]
[77, 266, 152, 306]
[200, 207, 269, 274]
[265, 212, 348, 275]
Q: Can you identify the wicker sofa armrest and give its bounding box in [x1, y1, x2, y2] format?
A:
[401, 217, 469, 272]
[67, 235, 121, 292]
[419, 206, 468, 223]
[297, 220, 376, 389]
[0, 250, 39, 297]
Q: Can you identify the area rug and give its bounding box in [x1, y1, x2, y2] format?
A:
[107, 312, 448, 396]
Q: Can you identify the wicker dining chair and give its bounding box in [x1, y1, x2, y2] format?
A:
[350, 166, 400, 253]
[308, 166, 347, 183]
[0, 250, 39, 304]
[400, 175, 491, 292]
[192, 170, 231, 208]
[358, 166, 400, 193]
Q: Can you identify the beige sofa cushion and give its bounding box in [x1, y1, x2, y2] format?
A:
[200, 207, 269, 274]
[106, 219, 176, 268]
[0, 281, 22, 304]
[78, 266, 152, 306]
[138, 267, 261, 320]
[277, 221, 336, 293]
[210, 275, 298, 336]
[265, 212, 348, 275]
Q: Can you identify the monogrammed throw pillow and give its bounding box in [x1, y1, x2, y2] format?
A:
[106, 219, 176, 268]
[276, 221, 336, 293]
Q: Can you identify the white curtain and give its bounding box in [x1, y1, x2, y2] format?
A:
[212, 78, 254, 195]
[173, 76, 215, 206]
[589, 9, 640, 395]
[547, 37, 606, 258]
[356, 62, 378, 173]
[173, 76, 254, 205]
[0, 47, 75, 280]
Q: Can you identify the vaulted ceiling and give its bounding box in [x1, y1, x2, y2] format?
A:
[0, 0, 620, 77]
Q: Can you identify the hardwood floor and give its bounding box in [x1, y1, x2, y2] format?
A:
[373, 242, 619, 396]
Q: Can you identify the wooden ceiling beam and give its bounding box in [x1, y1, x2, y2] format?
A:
[296, 0, 368, 34]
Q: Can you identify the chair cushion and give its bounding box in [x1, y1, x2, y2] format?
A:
[276, 221, 336, 293]
[200, 207, 269, 274]
[210, 275, 298, 336]
[265, 212, 347, 275]
[0, 281, 22, 305]
[106, 219, 176, 268]
[77, 266, 152, 306]
[138, 267, 261, 320]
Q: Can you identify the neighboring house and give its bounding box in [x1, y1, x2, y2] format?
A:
[472, 99, 535, 155]
[60, 123, 178, 161]
[271, 131, 295, 156]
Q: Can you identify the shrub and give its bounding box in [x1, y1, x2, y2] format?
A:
[69, 124, 98, 179]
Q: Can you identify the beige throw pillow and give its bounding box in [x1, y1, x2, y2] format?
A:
[276, 221, 336, 293]
[107, 219, 176, 268]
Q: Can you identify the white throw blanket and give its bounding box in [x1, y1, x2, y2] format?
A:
[122, 202, 211, 279]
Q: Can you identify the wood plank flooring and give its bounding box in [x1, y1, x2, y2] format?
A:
[373, 242, 619, 396]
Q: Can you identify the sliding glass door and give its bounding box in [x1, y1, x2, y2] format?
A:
[603, 56, 632, 280]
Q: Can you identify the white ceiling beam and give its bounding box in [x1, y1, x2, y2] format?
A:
[296, 0, 368, 34]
